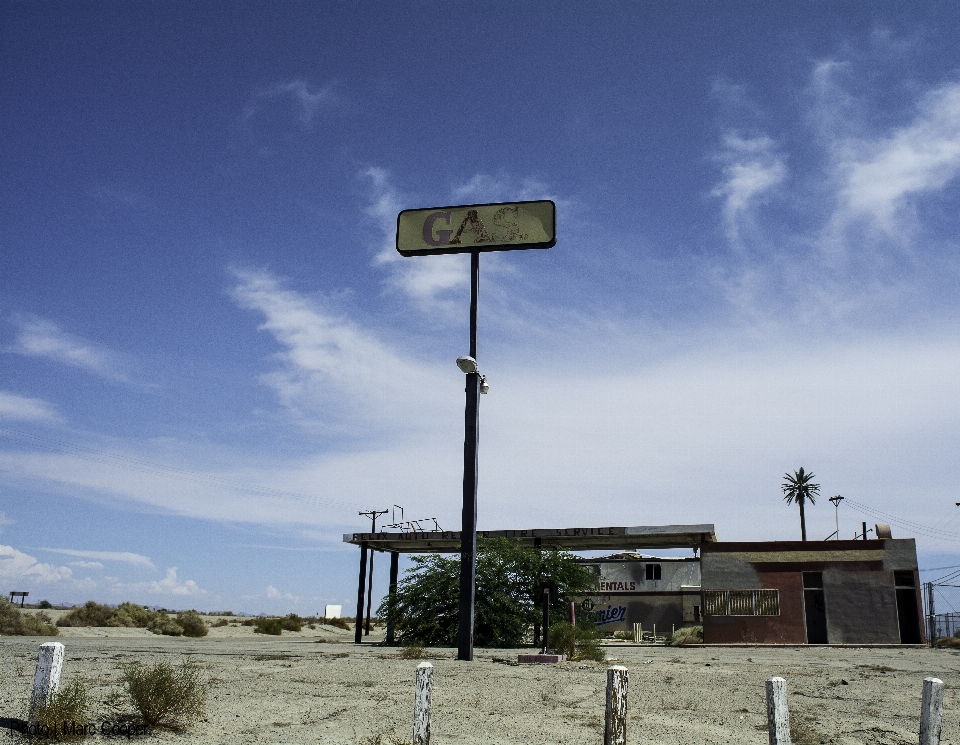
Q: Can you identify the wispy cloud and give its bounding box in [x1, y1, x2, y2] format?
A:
[831, 82, 960, 236]
[37, 547, 156, 569]
[230, 266, 451, 432]
[712, 133, 787, 248]
[0, 512, 13, 533]
[68, 560, 104, 569]
[265, 585, 299, 602]
[0, 391, 60, 423]
[245, 79, 333, 125]
[9, 316, 132, 382]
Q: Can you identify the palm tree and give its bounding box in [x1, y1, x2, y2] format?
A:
[782, 467, 820, 541]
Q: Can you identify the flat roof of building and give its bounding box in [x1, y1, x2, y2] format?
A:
[343, 524, 717, 553]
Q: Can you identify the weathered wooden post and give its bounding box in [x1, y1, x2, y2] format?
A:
[31, 642, 65, 715]
[765, 677, 790, 745]
[604, 665, 628, 745]
[920, 677, 944, 745]
[413, 661, 433, 745]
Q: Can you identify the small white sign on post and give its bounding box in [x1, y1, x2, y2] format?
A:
[765, 677, 791, 745]
[31, 642, 65, 715]
[413, 662, 433, 745]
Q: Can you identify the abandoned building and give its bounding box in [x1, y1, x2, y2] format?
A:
[576, 553, 701, 633]
[344, 522, 926, 646]
[700, 535, 924, 645]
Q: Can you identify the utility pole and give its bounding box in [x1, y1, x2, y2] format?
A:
[828, 495, 843, 540]
[359, 509, 388, 636]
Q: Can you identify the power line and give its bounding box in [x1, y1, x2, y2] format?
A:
[0, 425, 363, 513]
[842, 497, 960, 542]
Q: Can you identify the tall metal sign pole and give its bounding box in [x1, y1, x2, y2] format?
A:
[397, 200, 556, 661]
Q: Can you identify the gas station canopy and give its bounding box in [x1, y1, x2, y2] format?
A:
[343, 524, 717, 553]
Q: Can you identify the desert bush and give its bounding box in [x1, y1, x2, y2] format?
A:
[323, 616, 351, 630]
[548, 621, 605, 661]
[57, 600, 117, 627]
[241, 617, 257, 626]
[398, 645, 426, 659]
[147, 615, 184, 636]
[122, 659, 207, 730]
[29, 679, 93, 741]
[0, 598, 59, 636]
[937, 636, 960, 649]
[176, 610, 208, 637]
[252, 614, 302, 635]
[211, 618, 229, 628]
[38, 600, 53, 609]
[254, 617, 283, 635]
[670, 625, 703, 646]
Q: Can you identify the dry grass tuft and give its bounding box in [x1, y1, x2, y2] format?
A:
[398, 644, 427, 659]
[122, 658, 207, 731]
[29, 680, 93, 741]
[669, 625, 703, 646]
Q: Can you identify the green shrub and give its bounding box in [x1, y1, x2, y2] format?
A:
[241, 617, 258, 626]
[254, 617, 283, 635]
[398, 645, 426, 659]
[0, 598, 59, 636]
[323, 617, 351, 630]
[147, 615, 184, 636]
[670, 625, 703, 646]
[57, 601, 117, 627]
[380, 538, 596, 647]
[211, 618, 229, 628]
[38, 600, 53, 609]
[548, 621, 605, 661]
[122, 659, 207, 730]
[280, 614, 303, 632]
[29, 679, 93, 741]
[176, 610, 208, 638]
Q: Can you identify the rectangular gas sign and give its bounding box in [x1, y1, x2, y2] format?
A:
[396, 200, 556, 256]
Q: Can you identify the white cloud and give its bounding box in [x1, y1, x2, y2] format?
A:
[146, 567, 203, 596]
[0, 391, 60, 423]
[363, 168, 472, 310]
[0, 511, 12, 532]
[38, 548, 155, 569]
[712, 133, 787, 247]
[230, 267, 452, 431]
[9, 316, 131, 382]
[0, 545, 74, 584]
[68, 560, 104, 569]
[265, 585, 299, 602]
[834, 83, 960, 233]
[245, 79, 333, 125]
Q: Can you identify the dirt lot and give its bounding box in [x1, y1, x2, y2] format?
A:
[1, 618, 957, 744]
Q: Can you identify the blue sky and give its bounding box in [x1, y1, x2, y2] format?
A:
[2, 1, 959, 615]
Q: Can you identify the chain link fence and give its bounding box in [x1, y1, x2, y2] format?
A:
[924, 579, 960, 645]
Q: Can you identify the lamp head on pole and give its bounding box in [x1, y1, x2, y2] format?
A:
[456, 356, 479, 374]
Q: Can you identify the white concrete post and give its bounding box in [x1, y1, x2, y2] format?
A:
[920, 677, 945, 745]
[604, 665, 628, 745]
[413, 661, 433, 745]
[31, 642, 65, 714]
[633, 623, 640, 643]
[765, 677, 791, 745]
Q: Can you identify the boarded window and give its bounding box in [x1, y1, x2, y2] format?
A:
[704, 589, 780, 617]
[645, 564, 661, 581]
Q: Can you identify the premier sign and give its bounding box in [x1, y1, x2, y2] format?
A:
[396, 200, 556, 256]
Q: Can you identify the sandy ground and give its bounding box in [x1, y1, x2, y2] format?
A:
[2, 615, 958, 744]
